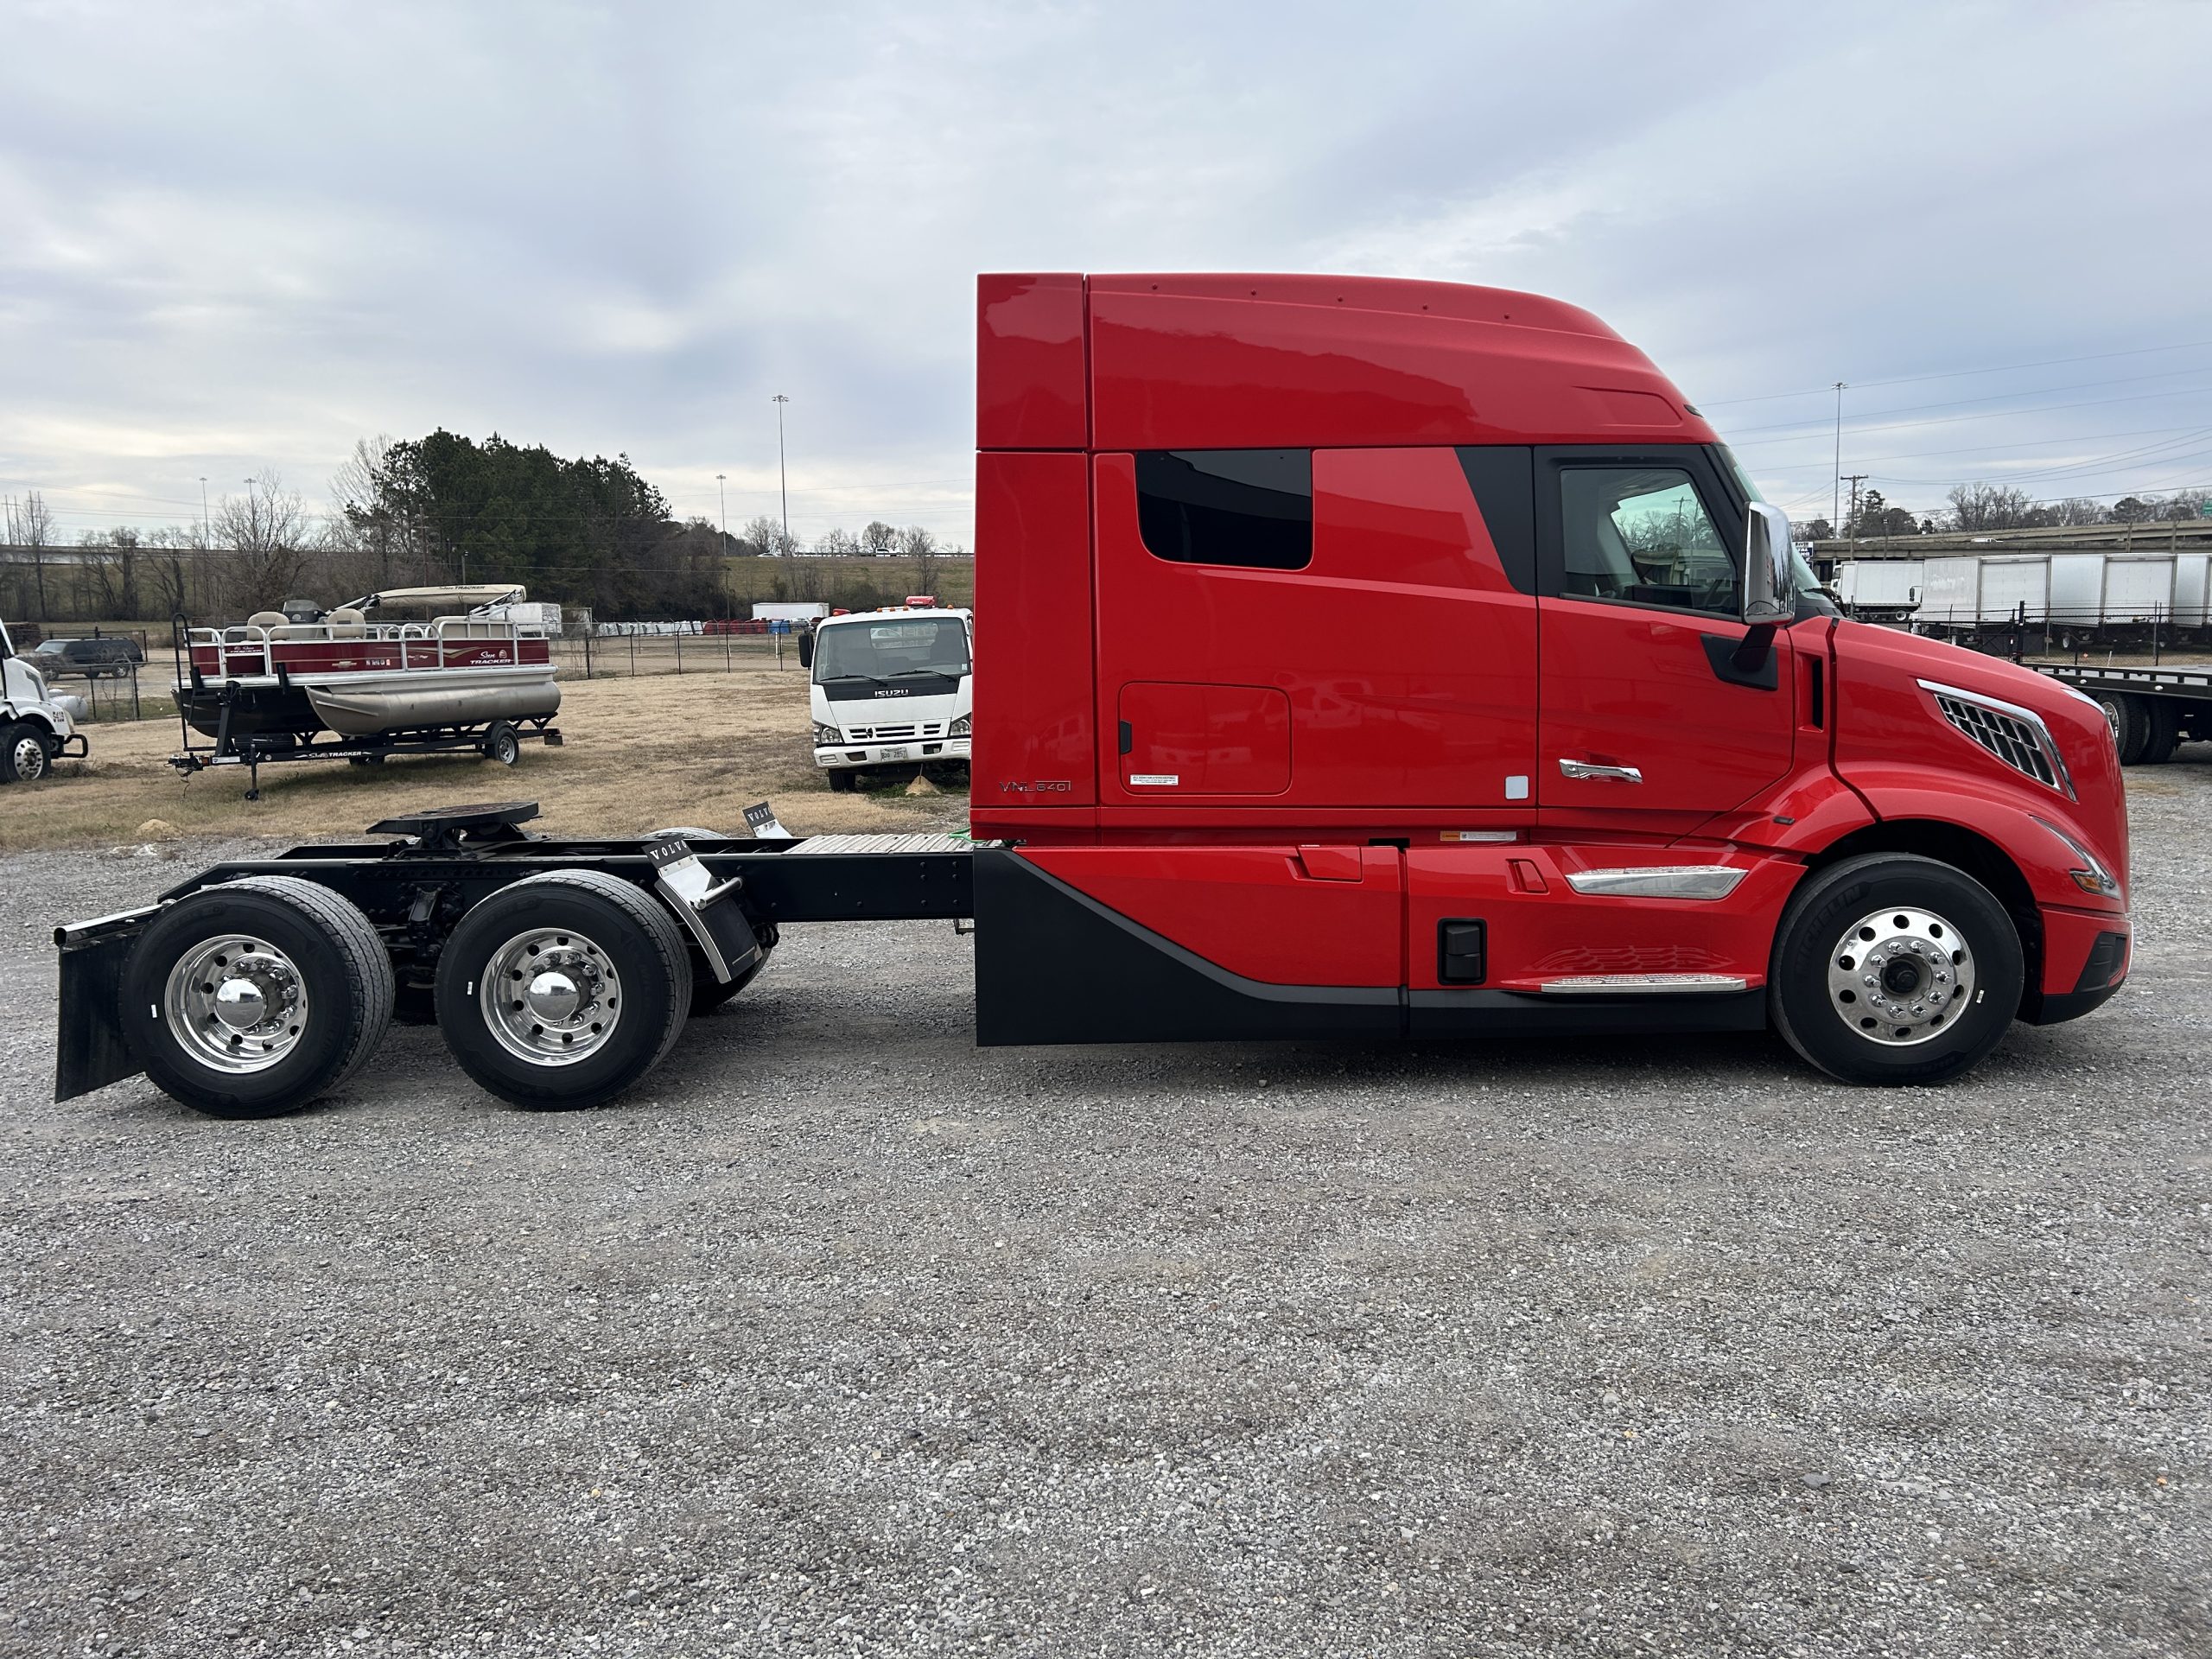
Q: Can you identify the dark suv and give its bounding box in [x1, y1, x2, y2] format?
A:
[24, 637, 141, 678]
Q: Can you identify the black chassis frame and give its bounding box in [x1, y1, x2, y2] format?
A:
[54, 808, 1776, 1108]
[54, 804, 975, 1103]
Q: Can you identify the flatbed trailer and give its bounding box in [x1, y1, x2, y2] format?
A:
[168, 714, 562, 798]
[2029, 662, 2212, 766]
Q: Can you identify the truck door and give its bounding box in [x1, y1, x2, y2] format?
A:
[1094, 445, 1539, 817]
[1534, 446, 1795, 830]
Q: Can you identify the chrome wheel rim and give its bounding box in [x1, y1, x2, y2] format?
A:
[163, 937, 311, 1073]
[480, 927, 621, 1066]
[10, 733, 46, 779]
[1827, 906, 1973, 1046]
[2099, 697, 2123, 747]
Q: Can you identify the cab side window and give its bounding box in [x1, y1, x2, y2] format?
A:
[1559, 467, 1736, 615]
[1135, 449, 1313, 570]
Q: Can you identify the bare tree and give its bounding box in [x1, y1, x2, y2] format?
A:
[1946, 482, 2039, 531]
[5, 490, 55, 621]
[861, 520, 898, 556]
[81, 526, 143, 619]
[738, 513, 795, 560]
[146, 524, 205, 620]
[2045, 497, 2110, 527]
[818, 526, 861, 558]
[215, 470, 311, 613]
[900, 524, 942, 597]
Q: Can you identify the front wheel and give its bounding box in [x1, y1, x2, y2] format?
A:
[826, 768, 856, 793]
[1770, 853, 2024, 1085]
[1, 723, 50, 783]
[433, 869, 691, 1109]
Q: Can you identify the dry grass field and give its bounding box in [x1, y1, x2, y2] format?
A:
[0, 664, 961, 853]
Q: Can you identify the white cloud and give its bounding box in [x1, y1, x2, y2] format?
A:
[3, 0, 2210, 543]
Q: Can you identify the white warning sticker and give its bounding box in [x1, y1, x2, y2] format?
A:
[1128, 773, 1180, 787]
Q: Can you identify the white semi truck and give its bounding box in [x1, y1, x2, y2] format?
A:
[1, 618, 91, 783]
[800, 605, 973, 791]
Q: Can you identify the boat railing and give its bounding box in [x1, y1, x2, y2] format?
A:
[185, 614, 547, 677]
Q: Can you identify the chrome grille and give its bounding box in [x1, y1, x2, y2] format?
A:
[1923, 681, 2067, 793]
[844, 721, 940, 742]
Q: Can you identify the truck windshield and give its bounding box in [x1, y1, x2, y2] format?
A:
[813, 616, 971, 683]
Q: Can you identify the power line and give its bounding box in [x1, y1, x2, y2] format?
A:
[1700, 339, 2212, 409]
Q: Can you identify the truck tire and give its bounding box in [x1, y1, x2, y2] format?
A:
[433, 869, 692, 1110]
[1769, 853, 2024, 1086]
[2139, 698, 2180, 766]
[827, 769, 856, 793]
[482, 721, 521, 766]
[2094, 691, 2151, 765]
[1, 722, 50, 783]
[119, 875, 395, 1118]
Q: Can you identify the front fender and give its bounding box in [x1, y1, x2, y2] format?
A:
[1838, 763, 2125, 914]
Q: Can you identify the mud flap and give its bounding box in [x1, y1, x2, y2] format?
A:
[55, 931, 142, 1101]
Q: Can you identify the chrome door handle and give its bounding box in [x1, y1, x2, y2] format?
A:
[1558, 758, 1643, 783]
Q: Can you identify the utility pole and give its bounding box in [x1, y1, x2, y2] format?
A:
[200, 477, 210, 543]
[1831, 382, 1847, 536]
[772, 394, 791, 553]
[1842, 474, 1870, 541]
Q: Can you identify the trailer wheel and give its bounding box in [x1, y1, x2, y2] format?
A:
[1, 722, 50, 783]
[482, 721, 521, 766]
[119, 876, 395, 1118]
[434, 869, 691, 1110]
[2094, 691, 2151, 765]
[1769, 853, 2024, 1086]
[2139, 698, 2180, 766]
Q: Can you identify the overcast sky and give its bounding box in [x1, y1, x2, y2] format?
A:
[4, 0, 2209, 547]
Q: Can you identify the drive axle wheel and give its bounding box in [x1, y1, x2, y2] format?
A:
[434, 870, 690, 1110]
[120, 876, 394, 1117]
[1770, 853, 2024, 1085]
[1, 722, 49, 783]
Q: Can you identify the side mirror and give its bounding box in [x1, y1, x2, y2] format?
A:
[796, 630, 813, 670]
[1742, 503, 1796, 627]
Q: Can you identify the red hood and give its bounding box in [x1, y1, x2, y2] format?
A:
[1832, 621, 2128, 904]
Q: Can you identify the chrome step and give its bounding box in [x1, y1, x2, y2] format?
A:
[1537, 973, 1749, 995]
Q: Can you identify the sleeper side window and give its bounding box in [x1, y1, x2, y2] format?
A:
[1135, 449, 1313, 570]
[1558, 467, 1737, 615]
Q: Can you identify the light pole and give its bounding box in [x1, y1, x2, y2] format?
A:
[199, 477, 209, 543]
[1831, 382, 1846, 537]
[715, 472, 728, 543]
[772, 394, 791, 552]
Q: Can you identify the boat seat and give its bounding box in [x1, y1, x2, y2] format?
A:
[268, 624, 327, 640]
[326, 607, 368, 639]
[246, 611, 288, 632]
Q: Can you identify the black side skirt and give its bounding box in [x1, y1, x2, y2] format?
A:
[971, 849, 1767, 1047]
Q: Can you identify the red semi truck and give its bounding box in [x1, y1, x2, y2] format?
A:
[54, 273, 2130, 1117]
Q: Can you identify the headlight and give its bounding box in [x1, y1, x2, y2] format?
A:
[949, 715, 971, 737]
[811, 723, 841, 744]
[2033, 815, 2121, 901]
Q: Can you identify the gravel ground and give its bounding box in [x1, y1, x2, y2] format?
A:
[3, 768, 2209, 1659]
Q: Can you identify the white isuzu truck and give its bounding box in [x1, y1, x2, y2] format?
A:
[800, 605, 973, 791]
[1, 618, 90, 783]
